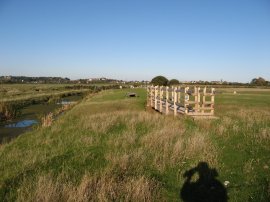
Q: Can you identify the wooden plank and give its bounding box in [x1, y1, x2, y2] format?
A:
[193, 105, 213, 109]
[185, 101, 197, 104]
[203, 101, 214, 104]
[186, 112, 214, 116]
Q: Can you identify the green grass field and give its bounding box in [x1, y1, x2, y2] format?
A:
[0, 88, 269, 201]
[0, 84, 95, 103]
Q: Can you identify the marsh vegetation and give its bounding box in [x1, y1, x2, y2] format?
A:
[0, 84, 91, 143]
[0, 87, 269, 201]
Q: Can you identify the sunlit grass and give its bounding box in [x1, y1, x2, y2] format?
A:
[0, 88, 269, 201]
[0, 84, 97, 103]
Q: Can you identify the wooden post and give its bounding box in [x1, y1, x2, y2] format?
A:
[194, 87, 198, 113]
[202, 87, 206, 114]
[154, 86, 158, 110]
[174, 87, 177, 116]
[149, 86, 152, 107]
[165, 86, 169, 115]
[151, 86, 154, 107]
[148, 86, 151, 107]
[177, 86, 181, 103]
[159, 86, 163, 113]
[146, 86, 151, 107]
[171, 86, 174, 102]
[197, 87, 200, 112]
[184, 87, 189, 114]
[211, 88, 215, 115]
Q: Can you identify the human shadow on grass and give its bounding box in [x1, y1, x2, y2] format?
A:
[180, 162, 228, 202]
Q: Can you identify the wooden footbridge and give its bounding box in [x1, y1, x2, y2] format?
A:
[147, 86, 215, 117]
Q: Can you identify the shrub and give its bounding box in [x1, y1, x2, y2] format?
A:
[168, 79, 180, 86]
[150, 76, 168, 86]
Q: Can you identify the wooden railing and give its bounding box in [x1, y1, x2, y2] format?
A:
[147, 86, 215, 116]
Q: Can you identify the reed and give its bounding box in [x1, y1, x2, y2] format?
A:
[0, 102, 21, 121]
[41, 112, 54, 127]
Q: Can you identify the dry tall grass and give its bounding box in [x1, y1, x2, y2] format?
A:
[16, 172, 162, 202]
[9, 108, 219, 201]
[0, 102, 20, 121]
[79, 109, 219, 175]
[41, 112, 54, 127]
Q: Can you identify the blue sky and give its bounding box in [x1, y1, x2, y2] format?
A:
[0, 0, 269, 82]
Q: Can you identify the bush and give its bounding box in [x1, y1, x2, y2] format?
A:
[250, 77, 268, 86]
[168, 79, 180, 86]
[150, 76, 168, 86]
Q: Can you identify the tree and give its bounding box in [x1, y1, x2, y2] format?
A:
[150, 76, 168, 86]
[251, 77, 267, 86]
[168, 79, 180, 86]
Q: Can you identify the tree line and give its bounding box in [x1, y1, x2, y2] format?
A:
[0, 76, 70, 84]
[150, 75, 270, 87]
[250, 77, 269, 86]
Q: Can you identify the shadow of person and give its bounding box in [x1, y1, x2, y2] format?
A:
[180, 162, 228, 202]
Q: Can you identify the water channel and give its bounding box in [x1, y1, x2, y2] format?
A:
[0, 95, 83, 143]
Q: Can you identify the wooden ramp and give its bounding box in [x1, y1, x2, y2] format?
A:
[147, 85, 216, 118]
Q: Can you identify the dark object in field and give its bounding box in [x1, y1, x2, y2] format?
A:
[126, 92, 138, 97]
[180, 162, 228, 202]
[187, 90, 193, 95]
[187, 105, 195, 112]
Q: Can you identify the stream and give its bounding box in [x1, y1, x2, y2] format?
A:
[0, 95, 83, 143]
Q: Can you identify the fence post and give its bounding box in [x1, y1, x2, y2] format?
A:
[184, 87, 189, 114]
[174, 87, 177, 116]
[146, 86, 151, 107]
[211, 88, 215, 115]
[154, 86, 158, 110]
[177, 86, 181, 103]
[151, 86, 154, 107]
[202, 87, 206, 114]
[194, 87, 198, 113]
[159, 86, 163, 113]
[197, 87, 200, 113]
[171, 86, 174, 102]
[166, 86, 169, 115]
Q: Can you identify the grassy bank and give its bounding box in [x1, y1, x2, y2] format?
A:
[0, 84, 121, 122]
[0, 88, 269, 201]
[0, 84, 97, 103]
[0, 84, 124, 103]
